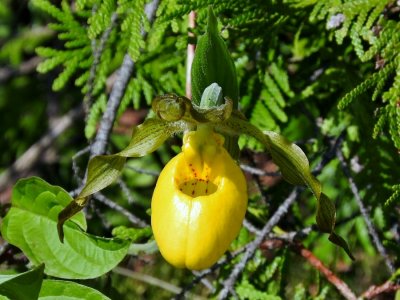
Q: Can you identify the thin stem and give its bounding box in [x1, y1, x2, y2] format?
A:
[361, 280, 400, 299]
[72, 146, 90, 184]
[337, 149, 395, 274]
[125, 165, 160, 176]
[93, 192, 147, 227]
[240, 164, 281, 177]
[113, 267, 207, 299]
[117, 179, 137, 204]
[292, 244, 357, 300]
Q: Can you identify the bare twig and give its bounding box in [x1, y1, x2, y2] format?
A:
[337, 149, 395, 274]
[125, 165, 160, 176]
[93, 192, 147, 227]
[89, 0, 160, 158]
[191, 272, 215, 293]
[240, 164, 281, 177]
[174, 247, 247, 300]
[242, 219, 261, 235]
[117, 179, 137, 204]
[218, 188, 300, 299]
[186, 11, 196, 99]
[89, 53, 134, 157]
[0, 56, 43, 84]
[0, 106, 84, 191]
[361, 280, 400, 299]
[72, 146, 91, 184]
[292, 243, 357, 300]
[113, 267, 205, 299]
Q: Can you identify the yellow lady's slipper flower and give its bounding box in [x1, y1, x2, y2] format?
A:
[151, 126, 247, 270]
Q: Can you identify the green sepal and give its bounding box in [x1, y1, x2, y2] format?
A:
[200, 82, 223, 107]
[191, 7, 239, 106]
[191, 7, 240, 158]
[316, 193, 335, 233]
[118, 118, 187, 157]
[81, 155, 127, 198]
[329, 232, 355, 260]
[191, 97, 233, 123]
[57, 118, 186, 241]
[218, 114, 353, 259]
[0, 264, 44, 300]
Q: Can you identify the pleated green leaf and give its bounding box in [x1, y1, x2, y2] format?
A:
[39, 280, 111, 299]
[1, 177, 130, 279]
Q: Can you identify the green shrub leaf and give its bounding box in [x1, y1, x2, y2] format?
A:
[1, 177, 130, 279]
[39, 280, 111, 299]
[0, 264, 44, 300]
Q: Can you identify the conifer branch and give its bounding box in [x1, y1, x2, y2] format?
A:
[84, 13, 118, 115]
[89, 0, 160, 158]
[218, 188, 300, 300]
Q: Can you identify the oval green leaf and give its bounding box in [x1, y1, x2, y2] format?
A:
[39, 280, 111, 300]
[1, 177, 130, 279]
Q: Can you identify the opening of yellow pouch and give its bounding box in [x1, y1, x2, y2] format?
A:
[178, 179, 218, 197]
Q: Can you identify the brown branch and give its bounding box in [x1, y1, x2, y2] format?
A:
[0, 56, 43, 84]
[361, 280, 400, 299]
[291, 243, 357, 300]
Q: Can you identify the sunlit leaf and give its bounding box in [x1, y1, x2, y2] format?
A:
[118, 118, 186, 157]
[1, 177, 130, 279]
[39, 280, 111, 299]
